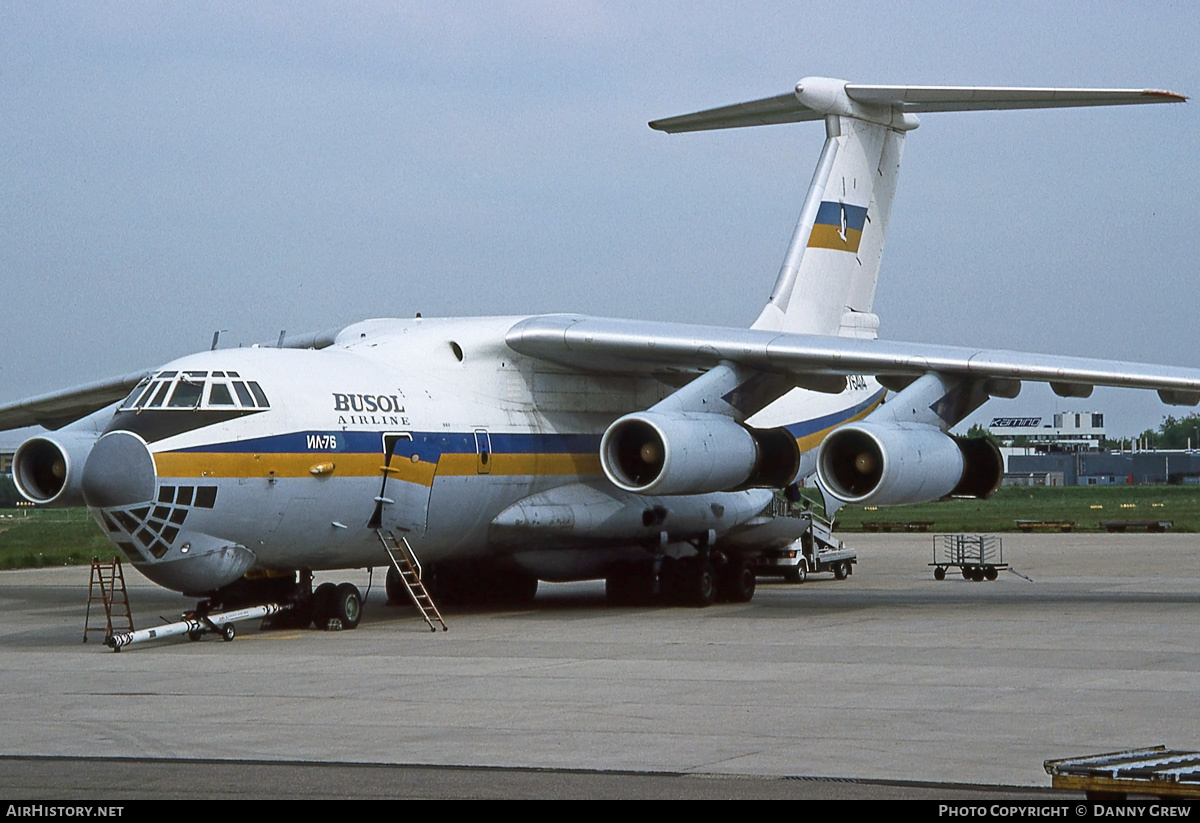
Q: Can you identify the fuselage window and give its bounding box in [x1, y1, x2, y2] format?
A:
[207, 383, 235, 406]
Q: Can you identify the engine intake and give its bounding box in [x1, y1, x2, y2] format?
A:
[12, 432, 102, 507]
[600, 411, 799, 495]
[816, 422, 1002, 506]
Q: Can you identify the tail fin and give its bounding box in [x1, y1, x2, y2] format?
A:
[650, 77, 1185, 338]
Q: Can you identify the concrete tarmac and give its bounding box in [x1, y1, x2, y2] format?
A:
[2, 532, 1198, 799]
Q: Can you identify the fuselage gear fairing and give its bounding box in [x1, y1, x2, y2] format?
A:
[4, 77, 1195, 622]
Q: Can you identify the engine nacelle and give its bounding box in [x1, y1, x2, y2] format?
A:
[600, 411, 799, 495]
[816, 422, 1003, 506]
[12, 431, 102, 507]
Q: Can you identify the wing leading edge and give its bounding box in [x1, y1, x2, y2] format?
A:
[505, 315, 1200, 406]
[0, 370, 151, 431]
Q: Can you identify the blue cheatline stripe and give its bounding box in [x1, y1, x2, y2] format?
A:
[166, 392, 885, 461]
[813, 201, 868, 231]
[784, 388, 885, 440]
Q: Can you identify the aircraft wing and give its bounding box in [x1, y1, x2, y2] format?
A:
[506, 315, 1200, 405]
[0, 370, 150, 431]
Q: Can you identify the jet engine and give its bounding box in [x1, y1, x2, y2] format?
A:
[816, 422, 1002, 506]
[600, 411, 799, 495]
[12, 431, 102, 507]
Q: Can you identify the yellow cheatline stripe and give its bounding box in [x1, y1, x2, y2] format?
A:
[153, 450, 603, 482]
[808, 224, 863, 253]
[794, 395, 882, 453]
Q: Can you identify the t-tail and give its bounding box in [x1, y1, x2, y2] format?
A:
[651, 77, 1185, 339]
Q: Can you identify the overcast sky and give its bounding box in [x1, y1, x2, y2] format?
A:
[2, 1, 1198, 441]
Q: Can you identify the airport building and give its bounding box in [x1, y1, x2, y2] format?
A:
[1007, 450, 1200, 486]
[989, 412, 1105, 452]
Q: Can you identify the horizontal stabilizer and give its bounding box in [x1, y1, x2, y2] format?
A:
[650, 92, 825, 132]
[650, 78, 1185, 133]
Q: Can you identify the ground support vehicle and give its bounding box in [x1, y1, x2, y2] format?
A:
[754, 509, 857, 584]
[930, 533, 1006, 582]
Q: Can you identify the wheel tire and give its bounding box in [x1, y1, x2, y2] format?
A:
[985, 566, 999, 581]
[188, 629, 203, 642]
[971, 568, 985, 582]
[833, 560, 849, 581]
[720, 558, 756, 603]
[681, 558, 717, 608]
[962, 567, 973, 580]
[221, 623, 236, 642]
[934, 566, 946, 581]
[333, 582, 363, 630]
[311, 582, 336, 629]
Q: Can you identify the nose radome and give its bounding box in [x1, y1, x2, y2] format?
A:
[81, 431, 157, 509]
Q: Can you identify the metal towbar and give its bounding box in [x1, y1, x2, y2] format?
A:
[105, 603, 289, 652]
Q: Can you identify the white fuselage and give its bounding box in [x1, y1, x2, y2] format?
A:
[85, 315, 882, 593]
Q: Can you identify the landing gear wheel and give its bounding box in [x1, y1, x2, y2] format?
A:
[934, 566, 946, 581]
[333, 582, 363, 629]
[984, 566, 998, 582]
[719, 558, 756, 603]
[221, 623, 236, 642]
[682, 558, 717, 608]
[311, 582, 336, 629]
[833, 560, 850, 580]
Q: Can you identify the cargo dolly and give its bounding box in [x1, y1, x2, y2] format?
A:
[930, 533, 1007, 582]
[1045, 746, 1200, 799]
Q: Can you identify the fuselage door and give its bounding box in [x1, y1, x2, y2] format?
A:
[369, 432, 430, 536]
[474, 429, 492, 475]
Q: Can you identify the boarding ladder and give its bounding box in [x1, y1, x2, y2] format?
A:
[809, 511, 842, 552]
[377, 530, 447, 632]
[83, 556, 134, 643]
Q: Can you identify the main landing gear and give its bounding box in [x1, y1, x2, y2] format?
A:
[606, 532, 755, 608]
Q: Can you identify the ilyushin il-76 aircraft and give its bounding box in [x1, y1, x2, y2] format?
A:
[3, 77, 1195, 629]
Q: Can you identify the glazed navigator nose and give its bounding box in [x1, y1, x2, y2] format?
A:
[81, 431, 157, 509]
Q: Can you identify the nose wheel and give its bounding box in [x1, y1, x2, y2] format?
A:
[311, 581, 363, 630]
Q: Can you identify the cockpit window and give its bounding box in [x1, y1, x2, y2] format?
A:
[118, 370, 271, 412]
[146, 382, 171, 408]
[168, 381, 203, 408]
[121, 379, 151, 409]
[207, 383, 235, 406]
[232, 382, 254, 407]
[248, 382, 269, 407]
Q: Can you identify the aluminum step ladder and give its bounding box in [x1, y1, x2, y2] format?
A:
[84, 556, 134, 643]
[377, 530, 447, 632]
